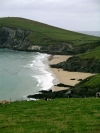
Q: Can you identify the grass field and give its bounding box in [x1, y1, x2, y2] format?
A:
[0, 98, 100, 133]
[0, 17, 99, 45]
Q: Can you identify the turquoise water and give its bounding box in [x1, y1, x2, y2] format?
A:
[0, 49, 54, 101]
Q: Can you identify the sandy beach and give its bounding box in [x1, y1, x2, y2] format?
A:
[50, 55, 95, 91]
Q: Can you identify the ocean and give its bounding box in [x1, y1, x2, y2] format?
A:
[77, 31, 100, 37]
[0, 49, 55, 101]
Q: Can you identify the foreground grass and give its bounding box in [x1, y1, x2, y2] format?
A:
[0, 98, 100, 133]
[0, 17, 99, 45]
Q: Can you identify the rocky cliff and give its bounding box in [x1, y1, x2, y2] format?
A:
[0, 27, 32, 50]
[0, 27, 75, 54]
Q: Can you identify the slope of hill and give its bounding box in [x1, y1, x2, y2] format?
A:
[79, 46, 100, 59]
[71, 74, 100, 97]
[0, 17, 100, 54]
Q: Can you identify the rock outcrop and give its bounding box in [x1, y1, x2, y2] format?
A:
[27, 89, 72, 99]
[50, 56, 100, 73]
[0, 27, 32, 50]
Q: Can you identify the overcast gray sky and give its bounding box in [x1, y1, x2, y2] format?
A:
[0, 0, 100, 31]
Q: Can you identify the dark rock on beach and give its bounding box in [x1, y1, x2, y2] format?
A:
[50, 56, 100, 73]
[54, 83, 73, 88]
[77, 79, 83, 81]
[70, 78, 75, 80]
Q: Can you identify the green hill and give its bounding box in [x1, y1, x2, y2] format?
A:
[71, 74, 100, 97]
[0, 98, 100, 133]
[0, 17, 99, 46]
[71, 47, 100, 97]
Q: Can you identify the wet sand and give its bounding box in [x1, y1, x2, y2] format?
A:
[50, 55, 95, 91]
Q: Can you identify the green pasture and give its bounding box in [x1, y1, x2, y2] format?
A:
[0, 98, 100, 133]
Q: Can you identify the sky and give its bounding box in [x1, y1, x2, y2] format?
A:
[0, 0, 100, 31]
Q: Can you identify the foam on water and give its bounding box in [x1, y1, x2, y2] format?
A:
[23, 52, 54, 90]
[32, 53, 54, 90]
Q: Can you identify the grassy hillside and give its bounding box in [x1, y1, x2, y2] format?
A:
[0, 17, 99, 45]
[79, 46, 100, 60]
[72, 74, 100, 97]
[0, 98, 100, 133]
[83, 74, 100, 87]
[76, 74, 100, 89]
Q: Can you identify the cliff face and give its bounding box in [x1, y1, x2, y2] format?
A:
[0, 27, 75, 54]
[0, 27, 99, 55]
[0, 27, 32, 50]
[0, 27, 76, 54]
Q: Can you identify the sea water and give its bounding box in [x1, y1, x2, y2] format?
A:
[0, 49, 55, 101]
[77, 31, 100, 37]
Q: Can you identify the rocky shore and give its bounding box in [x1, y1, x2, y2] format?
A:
[27, 89, 72, 100]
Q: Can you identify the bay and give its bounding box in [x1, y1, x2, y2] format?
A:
[0, 49, 54, 101]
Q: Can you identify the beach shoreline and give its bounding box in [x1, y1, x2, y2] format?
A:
[49, 55, 95, 92]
